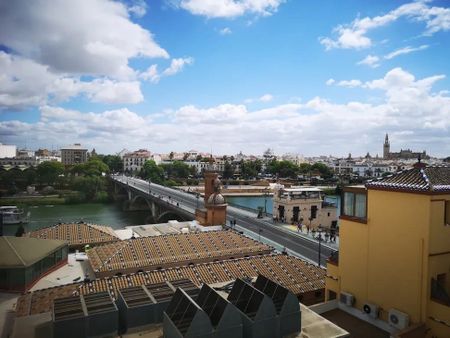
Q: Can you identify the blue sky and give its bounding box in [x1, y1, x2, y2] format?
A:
[0, 0, 449, 157]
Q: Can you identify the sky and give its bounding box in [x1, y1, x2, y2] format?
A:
[0, 0, 449, 157]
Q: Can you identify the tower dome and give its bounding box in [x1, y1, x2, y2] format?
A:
[207, 193, 226, 205]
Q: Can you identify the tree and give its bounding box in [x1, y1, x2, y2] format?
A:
[72, 158, 109, 177]
[37, 161, 65, 185]
[183, 153, 189, 161]
[223, 161, 234, 179]
[311, 163, 333, 179]
[141, 160, 165, 184]
[72, 176, 105, 200]
[169, 151, 174, 160]
[102, 155, 123, 173]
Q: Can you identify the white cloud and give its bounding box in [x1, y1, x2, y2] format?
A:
[259, 94, 273, 102]
[178, 0, 284, 18]
[140, 57, 194, 83]
[128, 0, 148, 18]
[0, 52, 144, 109]
[320, 1, 450, 50]
[244, 93, 274, 103]
[0, 0, 172, 110]
[162, 57, 195, 76]
[336, 80, 363, 88]
[220, 27, 232, 35]
[0, 0, 168, 79]
[357, 55, 380, 68]
[325, 78, 335, 86]
[384, 44, 429, 60]
[140, 65, 161, 83]
[3, 68, 449, 156]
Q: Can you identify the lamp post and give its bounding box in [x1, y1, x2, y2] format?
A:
[317, 227, 323, 267]
[264, 188, 269, 216]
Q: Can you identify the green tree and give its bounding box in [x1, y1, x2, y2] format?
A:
[169, 151, 174, 160]
[37, 161, 65, 185]
[72, 176, 106, 200]
[102, 155, 123, 172]
[311, 163, 333, 179]
[72, 158, 109, 176]
[223, 161, 234, 179]
[141, 160, 165, 184]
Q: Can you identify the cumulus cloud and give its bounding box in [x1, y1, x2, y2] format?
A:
[259, 94, 273, 102]
[140, 57, 194, 83]
[0, 0, 168, 78]
[320, 1, 450, 50]
[357, 55, 380, 68]
[2, 68, 449, 156]
[336, 80, 363, 88]
[177, 0, 284, 18]
[325, 79, 335, 86]
[0, 0, 171, 109]
[0, 52, 144, 109]
[162, 57, 194, 76]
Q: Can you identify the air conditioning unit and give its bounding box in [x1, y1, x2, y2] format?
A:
[339, 292, 355, 306]
[362, 303, 379, 319]
[388, 308, 409, 330]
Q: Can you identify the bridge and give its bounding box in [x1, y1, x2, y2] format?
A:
[111, 175, 336, 266]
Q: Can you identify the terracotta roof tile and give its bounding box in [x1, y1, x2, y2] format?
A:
[366, 165, 450, 193]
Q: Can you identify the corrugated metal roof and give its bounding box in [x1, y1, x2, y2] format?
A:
[0, 236, 67, 268]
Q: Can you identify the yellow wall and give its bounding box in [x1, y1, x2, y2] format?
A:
[338, 190, 431, 323]
[326, 188, 450, 335]
[429, 197, 450, 255]
[427, 300, 450, 338]
[325, 262, 340, 300]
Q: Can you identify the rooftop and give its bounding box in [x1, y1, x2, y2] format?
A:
[16, 253, 325, 317]
[0, 237, 67, 268]
[87, 230, 272, 276]
[366, 165, 450, 193]
[29, 222, 120, 248]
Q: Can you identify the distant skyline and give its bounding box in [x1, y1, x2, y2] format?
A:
[0, 0, 449, 157]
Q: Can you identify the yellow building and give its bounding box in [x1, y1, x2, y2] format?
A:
[326, 163, 450, 337]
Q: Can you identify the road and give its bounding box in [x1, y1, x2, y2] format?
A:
[112, 175, 336, 266]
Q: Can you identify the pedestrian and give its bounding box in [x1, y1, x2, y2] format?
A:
[297, 224, 301, 233]
[234, 219, 237, 227]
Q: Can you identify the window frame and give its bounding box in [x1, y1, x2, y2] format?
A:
[340, 187, 367, 223]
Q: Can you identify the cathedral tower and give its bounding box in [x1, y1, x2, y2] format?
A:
[383, 133, 390, 159]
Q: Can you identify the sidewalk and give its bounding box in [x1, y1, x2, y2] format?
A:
[257, 216, 339, 251]
[280, 223, 339, 250]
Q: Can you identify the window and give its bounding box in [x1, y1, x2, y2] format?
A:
[343, 190, 367, 220]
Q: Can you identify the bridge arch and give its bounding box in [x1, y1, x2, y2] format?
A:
[129, 195, 152, 211]
[156, 211, 186, 223]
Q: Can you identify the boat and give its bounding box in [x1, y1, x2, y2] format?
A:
[0, 206, 30, 225]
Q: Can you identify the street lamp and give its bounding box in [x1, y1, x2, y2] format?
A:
[317, 227, 324, 267]
[264, 188, 269, 216]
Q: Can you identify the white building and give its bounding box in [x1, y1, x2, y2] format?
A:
[123, 149, 153, 173]
[0, 143, 16, 158]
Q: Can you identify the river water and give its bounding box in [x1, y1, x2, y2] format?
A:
[3, 195, 340, 236]
[2, 203, 149, 236]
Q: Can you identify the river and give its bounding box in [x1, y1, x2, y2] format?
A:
[2, 203, 149, 236]
[3, 195, 340, 236]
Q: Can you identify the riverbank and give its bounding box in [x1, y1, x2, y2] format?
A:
[0, 195, 66, 205]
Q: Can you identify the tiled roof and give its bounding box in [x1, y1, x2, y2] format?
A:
[366, 165, 450, 193]
[15, 253, 325, 316]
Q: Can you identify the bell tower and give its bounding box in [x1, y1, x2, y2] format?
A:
[383, 133, 390, 159]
